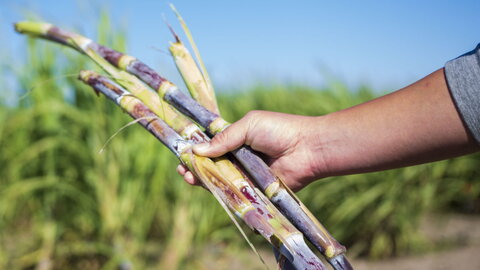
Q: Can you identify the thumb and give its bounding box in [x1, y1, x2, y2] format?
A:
[193, 117, 251, 157]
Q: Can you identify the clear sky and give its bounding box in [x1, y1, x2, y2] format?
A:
[1, 0, 479, 92]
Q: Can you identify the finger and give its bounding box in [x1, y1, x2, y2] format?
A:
[176, 164, 188, 175]
[177, 165, 200, 185]
[184, 171, 197, 185]
[193, 113, 256, 157]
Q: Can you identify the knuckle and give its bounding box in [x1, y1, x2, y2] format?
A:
[243, 111, 261, 132]
[245, 110, 263, 126]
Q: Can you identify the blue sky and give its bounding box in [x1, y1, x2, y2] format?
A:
[1, 0, 479, 92]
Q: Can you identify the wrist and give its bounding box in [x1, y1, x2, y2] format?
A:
[300, 114, 339, 180]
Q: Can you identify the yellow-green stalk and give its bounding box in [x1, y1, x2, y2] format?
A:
[169, 37, 219, 114]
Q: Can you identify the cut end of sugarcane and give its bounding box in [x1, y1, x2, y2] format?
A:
[15, 21, 93, 51]
[14, 21, 51, 35]
[78, 70, 94, 81]
[328, 254, 354, 270]
[78, 70, 101, 97]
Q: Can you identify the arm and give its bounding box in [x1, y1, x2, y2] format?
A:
[314, 68, 478, 178]
[179, 69, 480, 190]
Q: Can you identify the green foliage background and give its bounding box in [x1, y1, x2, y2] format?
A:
[1, 17, 479, 269]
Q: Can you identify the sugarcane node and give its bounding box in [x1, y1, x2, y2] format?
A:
[117, 55, 136, 70]
[174, 140, 191, 154]
[131, 104, 160, 127]
[208, 117, 229, 134]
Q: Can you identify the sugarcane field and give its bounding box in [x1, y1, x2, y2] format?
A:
[1, 1, 480, 270]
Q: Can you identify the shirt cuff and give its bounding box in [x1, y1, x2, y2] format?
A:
[444, 44, 480, 144]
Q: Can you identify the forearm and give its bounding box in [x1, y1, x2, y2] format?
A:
[313, 68, 479, 177]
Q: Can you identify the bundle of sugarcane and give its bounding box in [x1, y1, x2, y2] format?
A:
[15, 9, 353, 270]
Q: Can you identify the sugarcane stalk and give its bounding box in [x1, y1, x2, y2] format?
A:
[162, 71, 353, 270]
[169, 4, 217, 113]
[15, 21, 353, 269]
[13, 21, 196, 138]
[142, 66, 352, 269]
[79, 70, 326, 270]
[168, 30, 219, 114]
[152, 69, 352, 269]
[274, 248, 296, 270]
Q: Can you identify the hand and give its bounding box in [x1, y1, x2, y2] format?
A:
[179, 69, 479, 191]
[177, 110, 329, 191]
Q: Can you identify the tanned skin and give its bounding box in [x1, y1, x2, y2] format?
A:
[178, 68, 479, 191]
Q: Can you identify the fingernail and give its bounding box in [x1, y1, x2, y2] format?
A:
[193, 143, 210, 154]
